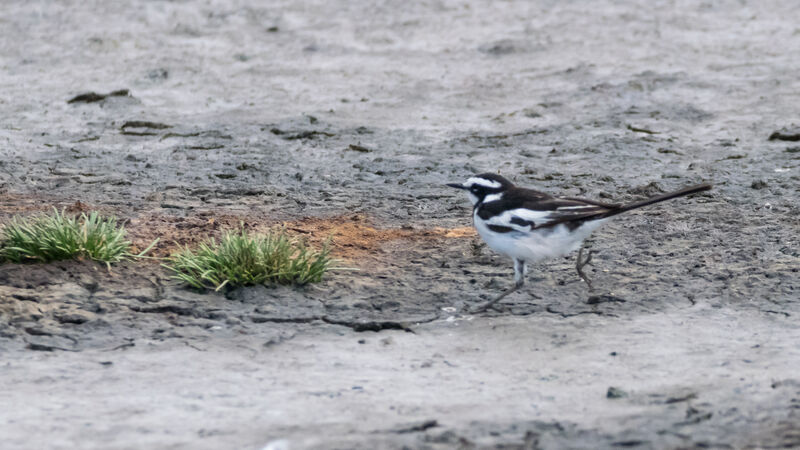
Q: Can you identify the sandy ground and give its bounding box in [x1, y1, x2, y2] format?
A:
[1, 0, 799, 448]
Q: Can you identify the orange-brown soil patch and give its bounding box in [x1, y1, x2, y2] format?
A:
[127, 213, 475, 262]
[285, 215, 475, 260]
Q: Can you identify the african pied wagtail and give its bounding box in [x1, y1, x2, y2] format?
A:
[448, 173, 711, 312]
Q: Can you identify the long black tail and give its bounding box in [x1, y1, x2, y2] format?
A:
[604, 183, 712, 218]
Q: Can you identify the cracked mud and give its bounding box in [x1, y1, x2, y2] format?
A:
[1, 1, 799, 449]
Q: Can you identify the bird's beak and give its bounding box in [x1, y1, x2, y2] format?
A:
[446, 183, 466, 189]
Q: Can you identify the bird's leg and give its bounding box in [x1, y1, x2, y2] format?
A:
[472, 259, 526, 313]
[576, 247, 597, 291]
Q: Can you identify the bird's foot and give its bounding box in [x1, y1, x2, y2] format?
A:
[470, 302, 511, 314]
[470, 282, 524, 313]
[576, 248, 597, 291]
[489, 302, 513, 313]
[470, 301, 498, 314]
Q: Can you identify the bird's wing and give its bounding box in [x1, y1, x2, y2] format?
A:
[528, 198, 616, 229]
[478, 189, 618, 232]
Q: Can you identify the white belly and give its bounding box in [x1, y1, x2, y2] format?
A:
[474, 214, 608, 263]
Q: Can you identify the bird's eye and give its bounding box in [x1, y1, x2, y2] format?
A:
[471, 186, 479, 192]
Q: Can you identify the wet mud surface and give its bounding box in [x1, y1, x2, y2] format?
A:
[1, 0, 800, 448]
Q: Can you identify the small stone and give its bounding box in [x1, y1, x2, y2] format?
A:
[607, 387, 628, 399]
[55, 310, 96, 324]
[768, 127, 800, 142]
[147, 68, 168, 81]
[750, 180, 768, 190]
[522, 108, 541, 118]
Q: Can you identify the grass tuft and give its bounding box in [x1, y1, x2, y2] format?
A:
[164, 229, 333, 291]
[0, 209, 146, 265]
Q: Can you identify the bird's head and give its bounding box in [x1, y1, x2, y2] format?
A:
[447, 173, 514, 206]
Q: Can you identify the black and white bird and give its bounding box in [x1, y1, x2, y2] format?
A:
[448, 173, 711, 312]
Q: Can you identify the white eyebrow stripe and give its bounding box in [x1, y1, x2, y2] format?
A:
[483, 193, 503, 203]
[466, 177, 502, 189]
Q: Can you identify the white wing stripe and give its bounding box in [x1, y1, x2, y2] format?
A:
[485, 208, 556, 231]
[507, 208, 553, 222]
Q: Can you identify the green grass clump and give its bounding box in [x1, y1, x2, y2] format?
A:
[0, 209, 146, 265]
[164, 229, 333, 290]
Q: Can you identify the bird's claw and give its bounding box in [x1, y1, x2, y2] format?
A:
[469, 303, 507, 314]
[577, 248, 596, 268]
[469, 303, 492, 314]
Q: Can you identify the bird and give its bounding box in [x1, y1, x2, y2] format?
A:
[447, 173, 711, 312]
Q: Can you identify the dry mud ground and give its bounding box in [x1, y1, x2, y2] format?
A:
[1, 0, 800, 448]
